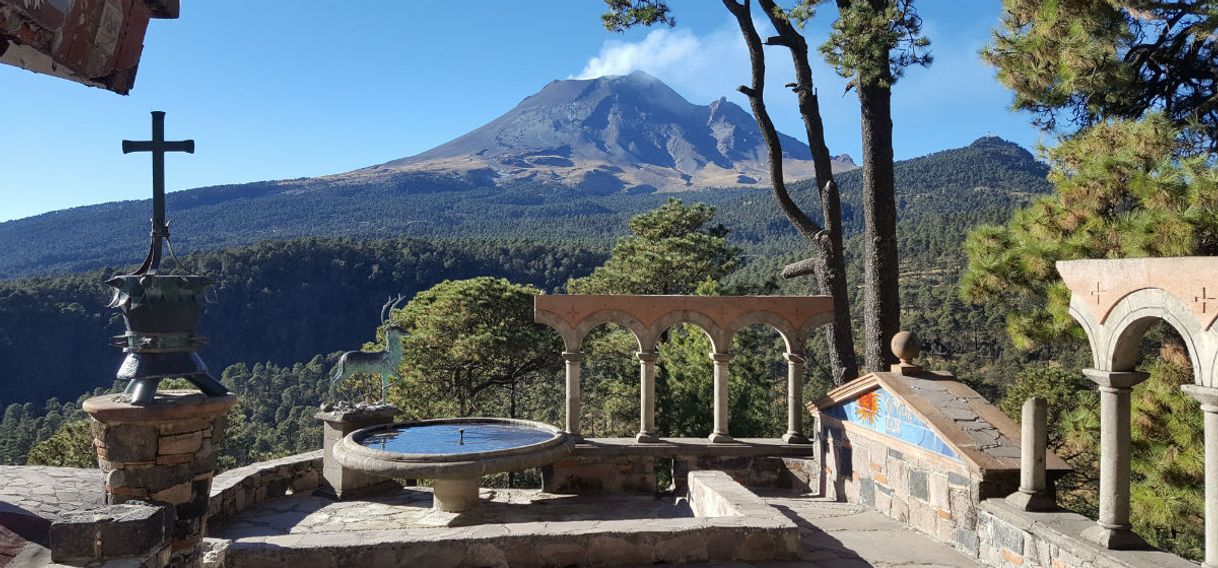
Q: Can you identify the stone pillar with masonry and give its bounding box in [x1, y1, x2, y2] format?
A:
[315, 404, 400, 499]
[83, 390, 237, 568]
[636, 350, 660, 443]
[1184, 384, 1218, 568]
[1006, 396, 1055, 511]
[782, 352, 811, 444]
[709, 352, 734, 443]
[1081, 368, 1150, 549]
[563, 351, 583, 437]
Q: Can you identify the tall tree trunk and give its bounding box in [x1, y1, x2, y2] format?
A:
[858, 81, 901, 371]
[726, 0, 859, 384]
[759, 0, 858, 384]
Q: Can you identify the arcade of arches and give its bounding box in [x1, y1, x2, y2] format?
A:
[534, 294, 834, 444]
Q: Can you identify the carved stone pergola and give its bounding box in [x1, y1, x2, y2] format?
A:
[1058, 257, 1218, 564]
[534, 295, 834, 444]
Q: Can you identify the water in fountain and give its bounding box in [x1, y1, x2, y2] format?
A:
[360, 423, 555, 455]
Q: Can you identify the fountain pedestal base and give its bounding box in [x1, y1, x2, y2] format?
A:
[433, 477, 480, 512]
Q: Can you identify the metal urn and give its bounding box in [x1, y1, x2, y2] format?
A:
[109, 111, 228, 405]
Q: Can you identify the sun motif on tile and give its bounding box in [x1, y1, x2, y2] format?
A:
[855, 391, 880, 425]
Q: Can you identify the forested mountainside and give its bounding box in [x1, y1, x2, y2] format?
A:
[0, 238, 605, 408]
[0, 136, 1047, 278]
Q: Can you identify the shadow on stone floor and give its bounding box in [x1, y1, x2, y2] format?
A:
[769, 503, 878, 568]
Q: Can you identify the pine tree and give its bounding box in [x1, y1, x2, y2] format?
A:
[567, 199, 737, 295]
[984, 0, 1218, 151]
[960, 115, 1218, 348]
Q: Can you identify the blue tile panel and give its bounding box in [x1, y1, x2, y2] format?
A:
[824, 387, 960, 461]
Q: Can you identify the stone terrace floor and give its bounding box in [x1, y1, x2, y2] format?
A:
[0, 466, 980, 568]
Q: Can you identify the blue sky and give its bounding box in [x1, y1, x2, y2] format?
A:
[0, 1, 1043, 223]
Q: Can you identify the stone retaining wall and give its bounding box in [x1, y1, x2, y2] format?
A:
[543, 438, 817, 495]
[208, 471, 798, 568]
[206, 451, 323, 527]
[977, 499, 1196, 568]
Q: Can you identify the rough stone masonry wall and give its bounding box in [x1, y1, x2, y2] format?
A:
[975, 499, 1197, 568]
[207, 451, 323, 528]
[822, 419, 985, 556]
[544, 452, 817, 494]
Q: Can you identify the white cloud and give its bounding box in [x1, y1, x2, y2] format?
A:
[575, 28, 704, 80]
[572, 22, 772, 105]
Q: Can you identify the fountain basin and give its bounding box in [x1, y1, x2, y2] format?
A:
[332, 418, 573, 512]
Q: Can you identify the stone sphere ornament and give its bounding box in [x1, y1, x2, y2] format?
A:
[891, 330, 921, 363]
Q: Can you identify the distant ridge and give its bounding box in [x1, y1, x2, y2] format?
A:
[0, 132, 1050, 279]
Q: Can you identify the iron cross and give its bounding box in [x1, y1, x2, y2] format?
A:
[122, 111, 194, 239]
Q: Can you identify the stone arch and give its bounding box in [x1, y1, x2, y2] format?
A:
[1067, 301, 1103, 370]
[650, 310, 729, 354]
[570, 310, 648, 352]
[722, 310, 799, 354]
[533, 308, 581, 353]
[1103, 288, 1207, 384]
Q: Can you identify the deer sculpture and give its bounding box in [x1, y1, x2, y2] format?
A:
[329, 296, 408, 403]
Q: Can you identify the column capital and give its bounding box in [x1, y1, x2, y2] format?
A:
[784, 352, 806, 364]
[561, 351, 583, 363]
[709, 352, 733, 363]
[636, 351, 660, 363]
[1183, 384, 1218, 412]
[1083, 368, 1149, 391]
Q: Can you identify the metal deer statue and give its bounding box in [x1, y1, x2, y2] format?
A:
[330, 296, 408, 403]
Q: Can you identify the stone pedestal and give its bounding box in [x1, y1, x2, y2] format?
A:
[83, 390, 238, 568]
[432, 477, 480, 513]
[1006, 397, 1055, 511]
[315, 404, 400, 499]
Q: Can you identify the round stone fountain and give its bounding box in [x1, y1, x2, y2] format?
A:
[332, 418, 574, 512]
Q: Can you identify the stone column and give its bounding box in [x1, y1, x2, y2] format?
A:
[315, 404, 399, 500]
[563, 351, 583, 438]
[636, 350, 660, 443]
[83, 390, 237, 568]
[1081, 369, 1149, 549]
[709, 352, 734, 443]
[1006, 397, 1055, 511]
[1184, 384, 1218, 568]
[782, 352, 811, 444]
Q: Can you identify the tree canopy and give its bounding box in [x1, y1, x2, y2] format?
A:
[567, 199, 738, 295]
[984, 0, 1218, 151]
[389, 277, 563, 418]
[960, 115, 1218, 348]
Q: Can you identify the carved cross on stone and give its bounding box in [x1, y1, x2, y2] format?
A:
[1195, 287, 1217, 314]
[1090, 281, 1106, 305]
[122, 111, 194, 274]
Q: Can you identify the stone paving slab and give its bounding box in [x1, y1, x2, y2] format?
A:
[213, 488, 694, 538]
[214, 487, 979, 568]
[614, 496, 981, 568]
[0, 466, 103, 567]
[0, 465, 981, 568]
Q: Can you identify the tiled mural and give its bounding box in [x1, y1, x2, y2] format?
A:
[823, 387, 960, 461]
